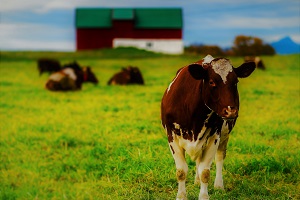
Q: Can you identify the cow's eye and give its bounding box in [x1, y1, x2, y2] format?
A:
[209, 80, 216, 87]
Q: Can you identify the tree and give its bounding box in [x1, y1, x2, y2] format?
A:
[233, 35, 275, 56]
[185, 44, 224, 56]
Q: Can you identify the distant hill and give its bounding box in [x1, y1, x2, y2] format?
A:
[271, 36, 300, 54]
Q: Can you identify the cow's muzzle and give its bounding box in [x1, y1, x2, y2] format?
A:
[222, 106, 238, 120]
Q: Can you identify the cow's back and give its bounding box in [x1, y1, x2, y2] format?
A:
[107, 71, 130, 85]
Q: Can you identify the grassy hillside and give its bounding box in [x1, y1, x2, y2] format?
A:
[0, 50, 299, 199]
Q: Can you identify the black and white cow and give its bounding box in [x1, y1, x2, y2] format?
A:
[161, 55, 255, 199]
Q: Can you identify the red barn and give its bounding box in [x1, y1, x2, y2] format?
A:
[76, 8, 183, 54]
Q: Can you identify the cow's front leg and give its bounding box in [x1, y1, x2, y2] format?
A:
[214, 137, 229, 189]
[197, 135, 220, 200]
[194, 157, 201, 185]
[169, 141, 188, 200]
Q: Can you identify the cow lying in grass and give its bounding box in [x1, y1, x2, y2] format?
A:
[161, 55, 255, 200]
[244, 56, 265, 70]
[45, 62, 98, 91]
[107, 66, 144, 85]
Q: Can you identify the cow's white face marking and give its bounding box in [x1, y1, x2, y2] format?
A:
[211, 59, 232, 83]
[167, 69, 182, 93]
[62, 68, 77, 80]
[203, 55, 214, 64]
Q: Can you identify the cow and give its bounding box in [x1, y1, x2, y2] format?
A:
[107, 66, 144, 85]
[37, 58, 61, 76]
[244, 56, 265, 70]
[161, 55, 255, 200]
[45, 64, 98, 91]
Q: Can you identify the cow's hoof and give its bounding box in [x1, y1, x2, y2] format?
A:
[199, 193, 209, 200]
[214, 180, 224, 190]
[214, 184, 224, 190]
[176, 192, 187, 200]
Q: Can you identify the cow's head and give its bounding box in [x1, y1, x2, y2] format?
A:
[188, 55, 255, 120]
[83, 67, 98, 84]
[127, 66, 144, 84]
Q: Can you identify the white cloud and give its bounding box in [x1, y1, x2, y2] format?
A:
[0, 0, 172, 13]
[263, 34, 300, 44]
[291, 35, 300, 43]
[1, 0, 45, 13]
[224, 17, 300, 29]
[189, 16, 300, 30]
[0, 23, 75, 51]
[1, 38, 75, 51]
[0, 0, 90, 13]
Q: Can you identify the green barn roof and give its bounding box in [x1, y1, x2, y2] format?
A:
[75, 8, 182, 29]
[76, 8, 112, 28]
[135, 8, 182, 29]
[113, 8, 134, 20]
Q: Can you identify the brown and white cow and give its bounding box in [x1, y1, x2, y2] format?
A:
[244, 56, 265, 70]
[161, 55, 255, 200]
[45, 63, 98, 91]
[107, 66, 144, 85]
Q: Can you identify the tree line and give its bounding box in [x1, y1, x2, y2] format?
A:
[185, 35, 276, 56]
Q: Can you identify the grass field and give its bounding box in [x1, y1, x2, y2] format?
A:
[0, 49, 299, 199]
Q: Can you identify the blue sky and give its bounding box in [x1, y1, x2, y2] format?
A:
[0, 0, 299, 51]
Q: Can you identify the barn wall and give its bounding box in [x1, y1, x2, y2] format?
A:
[76, 27, 182, 51]
[113, 38, 184, 54]
[133, 29, 182, 39]
[113, 20, 135, 38]
[76, 29, 113, 50]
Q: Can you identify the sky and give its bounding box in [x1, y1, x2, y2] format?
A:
[0, 0, 299, 51]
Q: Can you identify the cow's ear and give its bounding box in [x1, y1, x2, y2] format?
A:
[188, 64, 207, 80]
[234, 62, 256, 78]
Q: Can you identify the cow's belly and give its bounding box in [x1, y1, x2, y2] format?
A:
[171, 128, 219, 161]
[169, 120, 233, 161]
[178, 136, 208, 160]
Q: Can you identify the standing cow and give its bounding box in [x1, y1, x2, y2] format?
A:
[161, 55, 255, 199]
[45, 65, 98, 91]
[37, 58, 61, 76]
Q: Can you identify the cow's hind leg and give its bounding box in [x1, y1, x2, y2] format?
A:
[197, 135, 220, 200]
[169, 141, 188, 200]
[194, 157, 201, 185]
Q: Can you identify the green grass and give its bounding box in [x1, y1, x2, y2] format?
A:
[0, 50, 299, 199]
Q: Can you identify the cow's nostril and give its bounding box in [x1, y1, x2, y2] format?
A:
[222, 108, 229, 115]
[222, 106, 238, 119]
